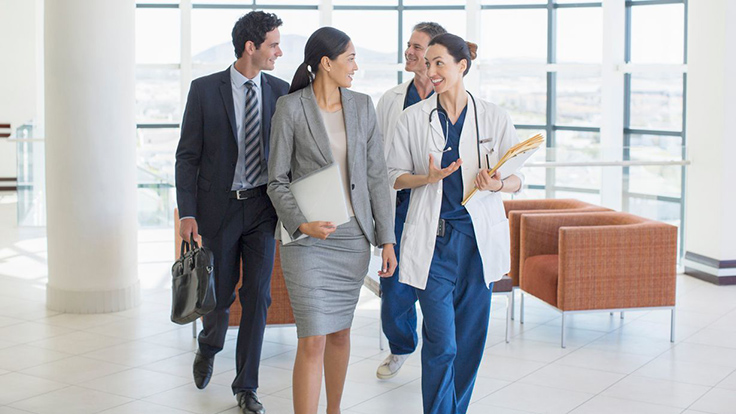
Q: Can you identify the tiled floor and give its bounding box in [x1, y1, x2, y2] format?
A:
[1, 191, 735, 414]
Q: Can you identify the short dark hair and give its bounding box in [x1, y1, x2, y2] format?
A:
[412, 22, 447, 40]
[231, 11, 283, 59]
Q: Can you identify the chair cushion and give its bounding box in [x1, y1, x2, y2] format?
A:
[492, 275, 513, 293]
[522, 255, 559, 307]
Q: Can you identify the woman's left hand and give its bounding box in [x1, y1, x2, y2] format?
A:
[379, 244, 398, 278]
[475, 169, 503, 192]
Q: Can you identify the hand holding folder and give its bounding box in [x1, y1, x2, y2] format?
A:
[461, 134, 545, 206]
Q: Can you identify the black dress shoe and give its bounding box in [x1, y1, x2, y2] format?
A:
[237, 390, 265, 414]
[192, 350, 214, 389]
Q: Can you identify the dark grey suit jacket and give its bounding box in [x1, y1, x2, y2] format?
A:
[175, 68, 289, 238]
[267, 85, 395, 247]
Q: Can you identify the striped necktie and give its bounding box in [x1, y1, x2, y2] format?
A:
[243, 80, 261, 185]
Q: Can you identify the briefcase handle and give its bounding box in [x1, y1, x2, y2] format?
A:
[179, 235, 201, 257]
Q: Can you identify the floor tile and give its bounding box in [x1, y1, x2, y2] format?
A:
[98, 400, 194, 414]
[601, 375, 711, 408]
[633, 356, 734, 386]
[660, 342, 736, 368]
[583, 331, 676, 357]
[690, 387, 736, 414]
[0, 345, 72, 371]
[141, 352, 235, 380]
[42, 313, 125, 330]
[0, 321, 74, 344]
[78, 368, 190, 399]
[685, 327, 736, 349]
[81, 341, 187, 367]
[715, 369, 736, 390]
[9, 385, 132, 414]
[476, 354, 547, 382]
[20, 355, 129, 385]
[568, 395, 683, 414]
[347, 380, 424, 414]
[519, 363, 625, 394]
[555, 348, 653, 374]
[485, 339, 575, 363]
[0, 372, 67, 405]
[29, 331, 128, 355]
[143, 383, 239, 414]
[476, 382, 593, 414]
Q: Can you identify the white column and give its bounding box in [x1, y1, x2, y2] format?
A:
[44, 0, 139, 312]
[683, 0, 736, 285]
[599, 0, 625, 211]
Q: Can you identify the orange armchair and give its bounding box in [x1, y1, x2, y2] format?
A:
[518, 211, 677, 347]
[502, 199, 611, 319]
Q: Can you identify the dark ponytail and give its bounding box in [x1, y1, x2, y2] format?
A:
[289, 27, 351, 94]
[428, 33, 478, 76]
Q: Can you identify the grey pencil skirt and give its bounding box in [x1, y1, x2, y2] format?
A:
[280, 217, 371, 338]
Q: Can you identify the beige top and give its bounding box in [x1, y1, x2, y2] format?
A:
[320, 108, 355, 217]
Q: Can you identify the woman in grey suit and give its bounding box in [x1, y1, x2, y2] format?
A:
[267, 27, 397, 414]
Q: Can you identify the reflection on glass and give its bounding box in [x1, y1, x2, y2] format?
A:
[556, 72, 601, 127]
[555, 190, 601, 205]
[554, 131, 600, 190]
[628, 134, 683, 161]
[402, 10, 466, 46]
[626, 196, 681, 228]
[516, 129, 546, 187]
[16, 132, 46, 227]
[137, 128, 179, 227]
[627, 165, 682, 199]
[479, 68, 546, 125]
[349, 70, 399, 107]
[136, 68, 181, 124]
[333, 10, 398, 64]
[480, 9, 547, 64]
[557, 7, 602, 64]
[136, 9, 180, 64]
[629, 73, 683, 131]
[630, 3, 685, 64]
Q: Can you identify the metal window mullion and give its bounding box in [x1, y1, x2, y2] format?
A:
[679, 0, 688, 259]
[622, 2, 632, 212]
[398, 0, 403, 85]
[545, 0, 557, 199]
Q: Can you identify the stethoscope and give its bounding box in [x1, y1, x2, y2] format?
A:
[427, 91, 491, 170]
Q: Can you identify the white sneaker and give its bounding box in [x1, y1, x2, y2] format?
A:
[376, 353, 410, 379]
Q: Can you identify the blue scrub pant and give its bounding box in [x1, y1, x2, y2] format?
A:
[415, 222, 493, 414]
[380, 190, 419, 355]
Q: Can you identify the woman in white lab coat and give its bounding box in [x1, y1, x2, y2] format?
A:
[386, 33, 523, 414]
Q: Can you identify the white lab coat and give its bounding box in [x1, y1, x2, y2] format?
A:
[376, 80, 412, 159]
[386, 93, 520, 290]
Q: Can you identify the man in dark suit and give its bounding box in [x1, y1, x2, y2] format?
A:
[175, 11, 289, 414]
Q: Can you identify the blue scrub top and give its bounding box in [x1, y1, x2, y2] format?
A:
[438, 101, 475, 238]
[404, 79, 434, 109]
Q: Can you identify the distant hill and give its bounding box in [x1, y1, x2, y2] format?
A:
[193, 33, 395, 63]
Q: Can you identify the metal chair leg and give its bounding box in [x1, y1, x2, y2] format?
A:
[620, 312, 625, 319]
[520, 292, 525, 324]
[510, 289, 515, 321]
[561, 313, 566, 348]
[192, 319, 197, 339]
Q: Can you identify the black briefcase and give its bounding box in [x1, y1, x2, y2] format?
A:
[171, 237, 216, 325]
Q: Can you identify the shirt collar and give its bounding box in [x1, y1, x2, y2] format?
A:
[230, 64, 262, 89]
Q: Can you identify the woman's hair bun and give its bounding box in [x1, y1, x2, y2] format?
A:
[466, 41, 478, 61]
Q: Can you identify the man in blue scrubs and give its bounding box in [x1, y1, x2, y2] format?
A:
[375, 21, 446, 379]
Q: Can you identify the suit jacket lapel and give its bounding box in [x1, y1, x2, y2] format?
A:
[261, 73, 274, 160]
[341, 88, 358, 181]
[219, 69, 237, 142]
[300, 86, 333, 165]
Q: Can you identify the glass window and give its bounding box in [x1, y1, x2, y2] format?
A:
[349, 69, 399, 107]
[554, 131, 601, 190]
[137, 127, 179, 227]
[555, 190, 601, 205]
[557, 7, 602, 64]
[629, 73, 683, 131]
[516, 129, 546, 188]
[480, 68, 546, 125]
[136, 8, 180, 64]
[402, 10, 466, 45]
[482, 0, 545, 5]
[136, 68, 181, 124]
[332, 10, 398, 65]
[626, 196, 681, 228]
[630, 3, 685, 64]
[626, 165, 682, 199]
[480, 9, 547, 64]
[556, 72, 601, 127]
[403, 0, 464, 5]
[192, 9, 246, 65]
[334, 0, 396, 5]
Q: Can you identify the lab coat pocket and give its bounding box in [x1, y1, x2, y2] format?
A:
[476, 217, 511, 283]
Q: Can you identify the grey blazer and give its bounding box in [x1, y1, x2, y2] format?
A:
[267, 85, 395, 247]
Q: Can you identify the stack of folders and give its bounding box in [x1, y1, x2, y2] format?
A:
[461, 133, 545, 206]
